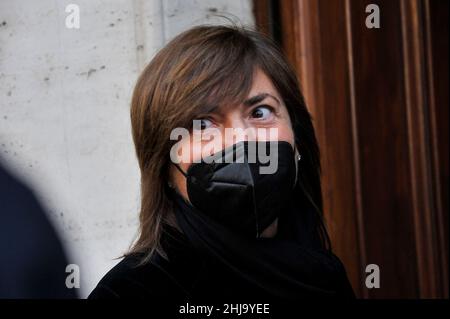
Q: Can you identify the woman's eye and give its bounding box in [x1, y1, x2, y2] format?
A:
[251, 105, 273, 120]
[195, 118, 213, 130]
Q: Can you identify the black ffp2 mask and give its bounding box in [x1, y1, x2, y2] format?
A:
[173, 141, 297, 238]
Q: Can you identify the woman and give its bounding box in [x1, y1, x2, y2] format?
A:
[89, 24, 355, 300]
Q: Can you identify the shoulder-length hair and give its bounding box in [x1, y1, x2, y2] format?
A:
[128, 24, 330, 263]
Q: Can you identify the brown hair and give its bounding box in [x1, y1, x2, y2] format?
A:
[128, 24, 330, 263]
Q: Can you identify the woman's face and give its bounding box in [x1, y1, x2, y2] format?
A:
[170, 68, 296, 237]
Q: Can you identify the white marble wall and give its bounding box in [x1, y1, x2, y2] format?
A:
[0, 0, 254, 297]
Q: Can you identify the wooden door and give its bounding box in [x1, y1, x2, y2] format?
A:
[254, 0, 448, 298]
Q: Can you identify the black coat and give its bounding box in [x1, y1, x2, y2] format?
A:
[88, 222, 355, 301]
[88, 224, 280, 301]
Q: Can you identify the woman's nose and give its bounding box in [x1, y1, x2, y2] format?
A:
[222, 116, 256, 149]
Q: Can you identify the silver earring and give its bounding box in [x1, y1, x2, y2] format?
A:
[297, 154, 302, 161]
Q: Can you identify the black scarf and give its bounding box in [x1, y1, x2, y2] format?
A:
[169, 188, 356, 300]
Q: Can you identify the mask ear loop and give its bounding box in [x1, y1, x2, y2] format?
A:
[294, 145, 301, 187]
[168, 163, 188, 189]
[173, 163, 188, 178]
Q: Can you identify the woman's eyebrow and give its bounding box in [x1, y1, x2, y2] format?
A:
[243, 93, 281, 107]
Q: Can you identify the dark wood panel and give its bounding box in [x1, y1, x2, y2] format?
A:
[313, 0, 365, 298]
[350, 0, 419, 298]
[253, 0, 272, 37]
[425, 0, 449, 297]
